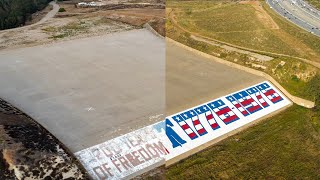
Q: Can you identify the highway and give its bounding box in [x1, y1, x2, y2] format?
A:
[266, 0, 320, 36]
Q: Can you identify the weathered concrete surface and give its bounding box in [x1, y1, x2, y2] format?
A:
[166, 39, 265, 115]
[0, 29, 165, 152]
[166, 38, 315, 108]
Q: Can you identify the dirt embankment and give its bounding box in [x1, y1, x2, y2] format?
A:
[0, 99, 89, 179]
[25, 3, 53, 26]
[57, 2, 165, 35]
[0, 1, 165, 50]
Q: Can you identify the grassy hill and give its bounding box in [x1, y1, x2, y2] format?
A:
[166, 0, 320, 178]
[166, 0, 320, 101]
[167, 0, 320, 62]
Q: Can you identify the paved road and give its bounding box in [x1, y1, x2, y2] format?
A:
[0, 29, 165, 152]
[266, 0, 320, 36]
[166, 40, 265, 115]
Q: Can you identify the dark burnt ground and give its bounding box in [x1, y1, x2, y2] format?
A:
[0, 98, 90, 179]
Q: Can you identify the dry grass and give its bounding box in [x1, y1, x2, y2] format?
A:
[168, 0, 320, 62]
[166, 1, 320, 178]
[166, 0, 320, 101]
[305, 0, 320, 9]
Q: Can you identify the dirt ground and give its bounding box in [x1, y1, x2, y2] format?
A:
[0, 99, 89, 179]
[0, 15, 134, 50]
[57, 2, 165, 35]
[0, 1, 165, 51]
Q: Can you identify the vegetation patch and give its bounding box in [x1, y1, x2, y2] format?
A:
[58, 8, 66, 12]
[44, 19, 92, 39]
[305, 0, 320, 9]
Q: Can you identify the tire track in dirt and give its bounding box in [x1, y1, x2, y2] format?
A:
[168, 8, 320, 68]
[241, 1, 279, 30]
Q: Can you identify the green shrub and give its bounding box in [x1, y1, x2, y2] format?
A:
[58, 8, 66, 12]
[291, 75, 300, 82]
[307, 74, 320, 107]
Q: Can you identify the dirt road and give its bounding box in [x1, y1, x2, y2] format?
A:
[1, 1, 59, 33]
[36, 1, 60, 25]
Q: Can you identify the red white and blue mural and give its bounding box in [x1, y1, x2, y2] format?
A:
[75, 81, 291, 179]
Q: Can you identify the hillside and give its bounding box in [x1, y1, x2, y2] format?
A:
[0, 0, 51, 30]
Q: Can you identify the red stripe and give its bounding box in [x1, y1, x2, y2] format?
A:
[211, 123, 218, 129]
[241, 98, 254, 106]
[181, 124, 189, 130]
[242, 111, 249, 115]
[262, 102, 268, 107]
[198, 128, 206, 134]
[189, 132, 197, 138]
[193, 119, 200, 126]
[264, 89, 276, 96]
[248, 105, 261, 113]
[206, 113, 213, 120]
[271, 96, 282, 103]
[257, 94, 262, 99]
[235, 103, 241, 108]
[216, 107, 231, 116]
[223, 115, 238, 123]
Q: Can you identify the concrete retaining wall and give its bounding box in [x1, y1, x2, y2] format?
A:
[76, 81, 292, 179]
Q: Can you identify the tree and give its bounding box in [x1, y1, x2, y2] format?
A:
[0, 0, 51, 30]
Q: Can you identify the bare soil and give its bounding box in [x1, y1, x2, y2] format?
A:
[0, 1, 165, 50]
[0, 14, 134, 50]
